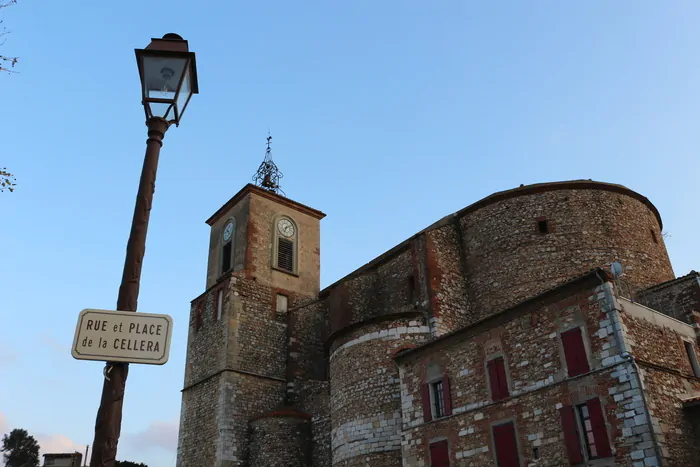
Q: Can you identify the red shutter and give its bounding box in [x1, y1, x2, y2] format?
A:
[587, 398, 613, 458]
[493, 422, 520, 467]
[429, 440, 450, 467]
[488, 359, 501, 400]
[488, 358, 509, 401]
[496, 358, 510, 399]
[442, 375, 452, 416]
[559, 405, 584, 464]
[561, 327, 590, 377]
[421, 383, 432, 422]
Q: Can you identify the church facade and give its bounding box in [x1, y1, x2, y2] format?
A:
[176, 178, 700, 466]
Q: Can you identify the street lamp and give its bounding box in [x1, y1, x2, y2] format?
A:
[136, 33, 199, 126]
[89, 34, 198, 467]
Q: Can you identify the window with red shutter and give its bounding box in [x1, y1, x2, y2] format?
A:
[561, 327, 590, 377]
[560, 405, 584, 464]
[442, 375, 452, 416]
[582, 398, 612, 458]
[421, 383, 432, 422]
[429, 440, 450, 467]
[487, 357, 510, 401]
[493, 422, 520, 467]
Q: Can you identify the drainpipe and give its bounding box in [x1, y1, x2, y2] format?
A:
[596, 272, 664, 466]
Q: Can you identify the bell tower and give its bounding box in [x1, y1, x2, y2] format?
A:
[176, 138, 325, 467]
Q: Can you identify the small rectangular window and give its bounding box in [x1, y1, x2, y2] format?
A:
[651, 229, 659, 244]
[493, 422, 520, 467]
[277, 238, 294, 272]
[538, 219, 549, 234]
[276, 294, 288, 314]
[432, 380, 445, 418]
[222, 241, 232, 273]
[684, 341, 700, 377]
[406, 275, 415, 302]
[487, 357, 509, 401]
[561, 327, 590, 377]
[216, 289, 223, 320]
[429, 440, 450, 467]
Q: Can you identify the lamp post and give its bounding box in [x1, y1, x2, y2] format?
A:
[89, 33, 198, 467]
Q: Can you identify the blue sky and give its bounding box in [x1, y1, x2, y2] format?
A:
[2, 1, 699, 466]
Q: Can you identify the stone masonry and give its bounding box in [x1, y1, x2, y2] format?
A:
[177, 180, 700, 466]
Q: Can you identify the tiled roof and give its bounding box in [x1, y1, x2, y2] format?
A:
[680, 394, 700, 408]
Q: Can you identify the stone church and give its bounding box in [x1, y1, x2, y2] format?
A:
[176, 146, 700, 466]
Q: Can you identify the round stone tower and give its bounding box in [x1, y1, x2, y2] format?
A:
[329, 316, 431, 466]
[459, 180, 674, 316]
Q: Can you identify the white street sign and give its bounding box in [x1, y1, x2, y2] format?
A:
[72, 308, 173, 365]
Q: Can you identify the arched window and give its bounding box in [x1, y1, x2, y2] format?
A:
[221, 218, 235, 275]
[272, 216, 298, 274]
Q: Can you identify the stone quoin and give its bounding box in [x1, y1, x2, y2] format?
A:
[176, 179, 700, 467]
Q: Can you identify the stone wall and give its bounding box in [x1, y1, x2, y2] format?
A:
[327, 248, 418, 334]
[184, 278, 229, 387]
[395, 276, 658, 466]
[218, 371, 286, 466]
[636, 367, 700, 466]
[177, 374, 222, 466]
[636, 271, 700, 322]
[249, 411, 312, 467]
[424, 224, 470, 336]
[246, 191, 323, 297]
[287, 300, 332, 466]
[230, 274, 290, 379]
[622, 306, 700, 466]
[329, 317, 431, 466]
[206, 195, 250, 289]
[460, 183, 675, 319]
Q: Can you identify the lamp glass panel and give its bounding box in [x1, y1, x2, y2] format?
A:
[141, 55, 187, 102]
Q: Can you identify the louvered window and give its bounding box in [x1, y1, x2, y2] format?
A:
[277, 238, 294, 272]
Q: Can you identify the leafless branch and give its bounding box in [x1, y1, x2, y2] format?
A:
[0, 168, 16, 192]
[0, 0, 17, 10]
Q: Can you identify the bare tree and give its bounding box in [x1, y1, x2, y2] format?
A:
[1, 168, 16, 192]
[1, 1, 18, 193]
[0, 0, 18, 74]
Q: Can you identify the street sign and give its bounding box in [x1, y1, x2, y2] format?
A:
[72, 308, 173, 365]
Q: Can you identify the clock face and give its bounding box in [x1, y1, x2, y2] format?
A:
[223, 222, 234, 242]
[277, 218, 295, 238]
